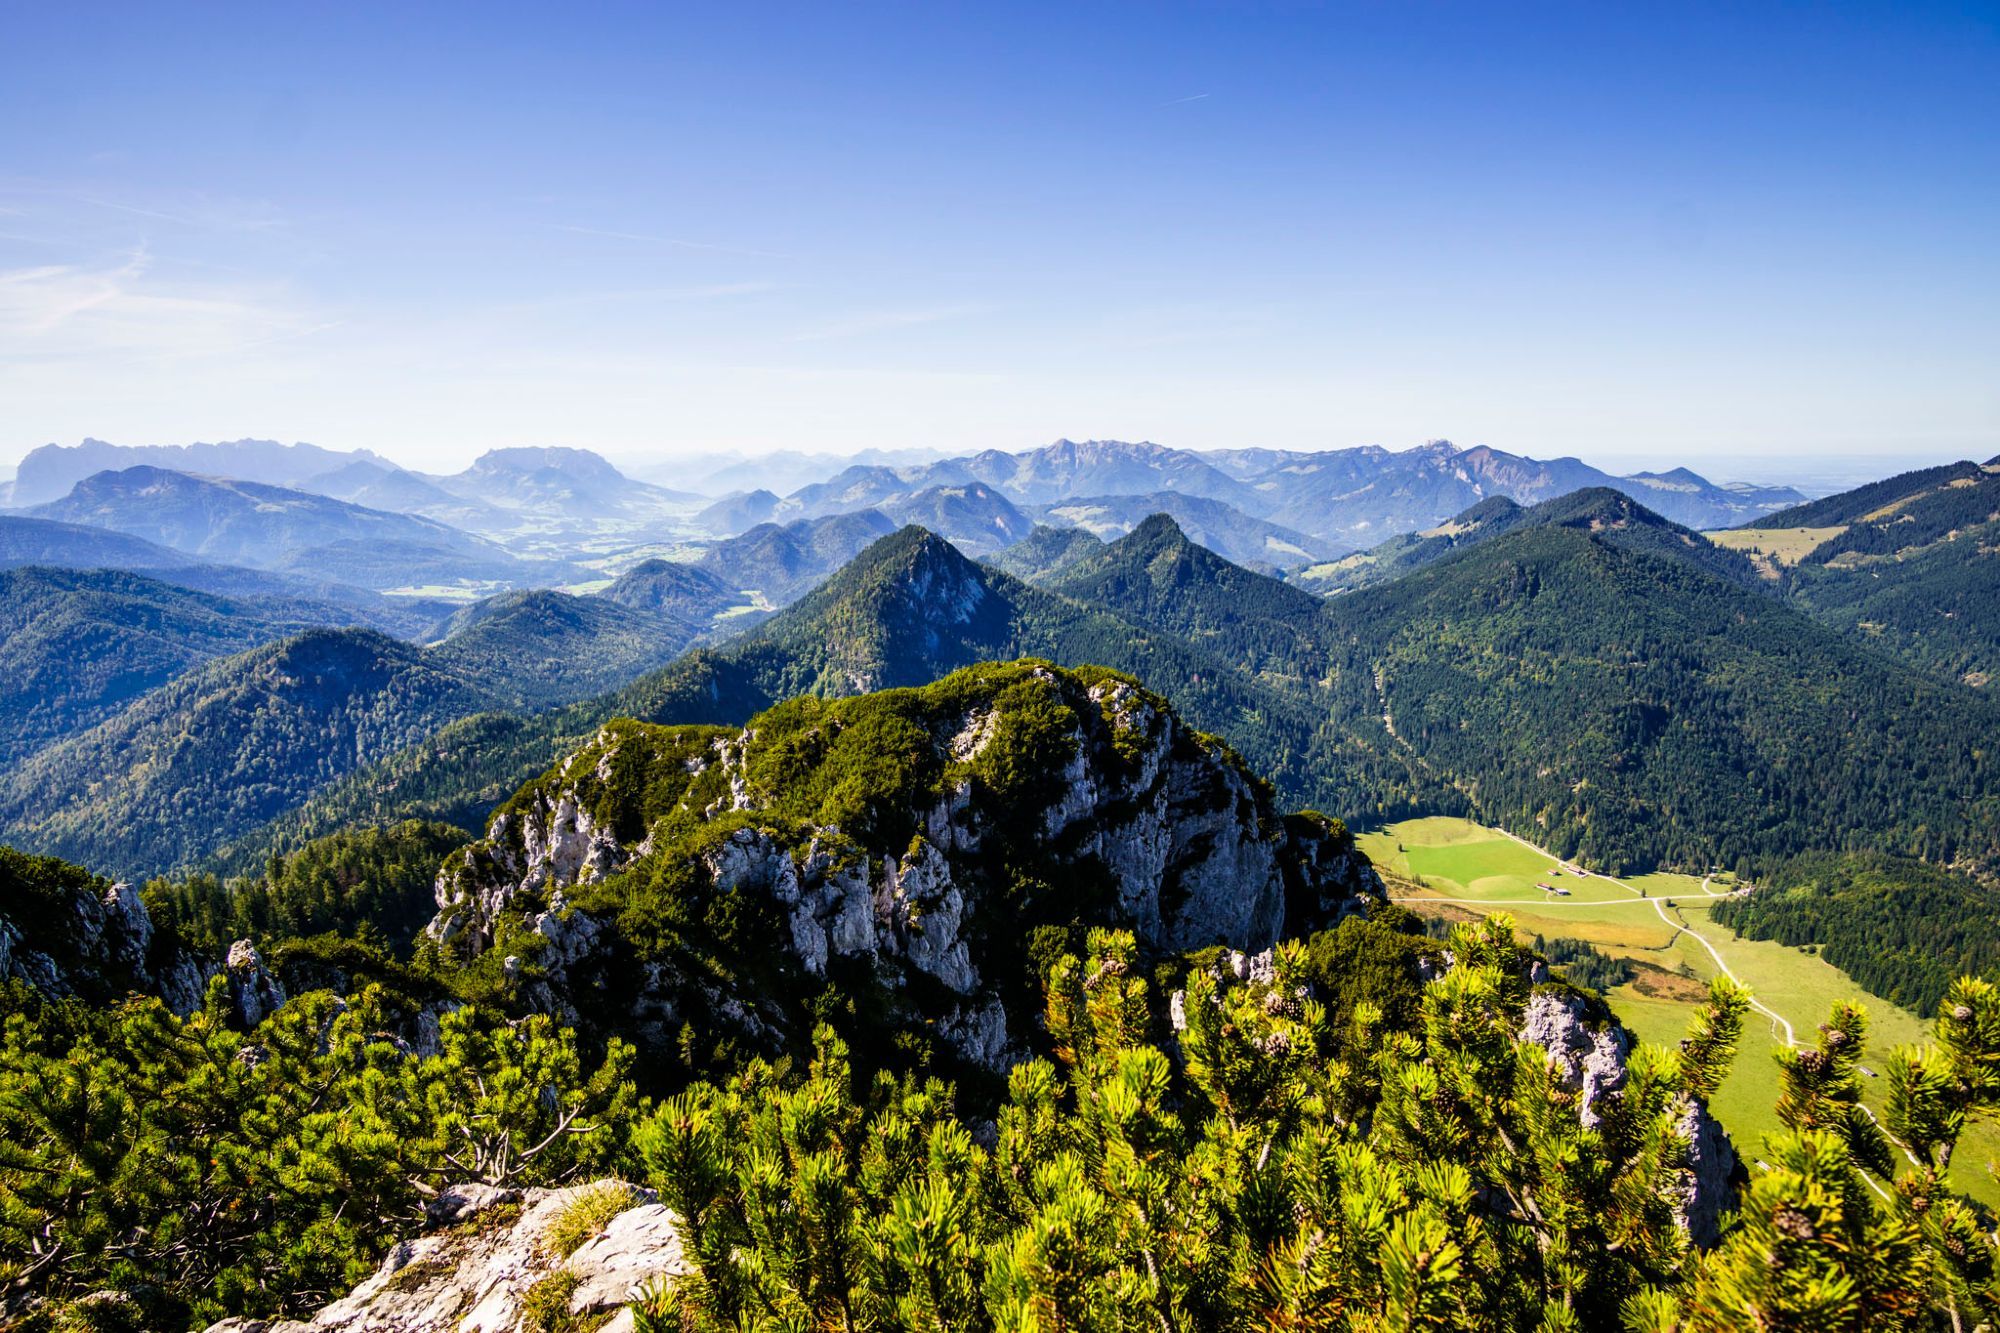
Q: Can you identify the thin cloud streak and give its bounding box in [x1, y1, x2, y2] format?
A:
[545, 223, 793, 260]
[1164, 92, 1210, 105]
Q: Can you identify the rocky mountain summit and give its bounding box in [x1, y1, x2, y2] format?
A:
[425, 660, 1382, 1073]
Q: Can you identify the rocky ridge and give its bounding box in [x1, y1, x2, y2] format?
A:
[425, 661, 1382, 1071]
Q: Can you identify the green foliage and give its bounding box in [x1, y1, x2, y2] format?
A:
[632, 920, 1751, 1332]
[1535, 935, 1638, 993]
[0, 983, 635, 1329]
[145, 819, 468, 958]
[624, 928, 2000, 1332]
[427, 589, 707, 711]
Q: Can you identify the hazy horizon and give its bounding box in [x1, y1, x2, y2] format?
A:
[5, 3, 1995, 486]
[0, 431, 1983, 496]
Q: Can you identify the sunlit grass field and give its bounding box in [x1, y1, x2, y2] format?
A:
[1360, 815, 2000, 1204]
[1704, 525, 1845, 565]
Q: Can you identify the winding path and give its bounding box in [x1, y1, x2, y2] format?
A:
[1390, 838, 1797, 1048]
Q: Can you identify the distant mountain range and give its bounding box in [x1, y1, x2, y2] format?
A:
[26, 466, 559, 593]
[0, 514, 453, 633]
[12, 435, 1808, 573]
[81, 481, 1983, 890]
[12, 441, 705, 556]
[6, 438, 393, 507]
[750, 438, 1803, 550]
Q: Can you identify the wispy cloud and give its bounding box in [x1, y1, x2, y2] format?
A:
[544, 222, 792, 260]
[1164, 93, 1210, 106]
[787, 304, 990, 342]
[0, 247, 323, 362]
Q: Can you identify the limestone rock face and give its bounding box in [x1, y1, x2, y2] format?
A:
[1671, 1097, 1739, 1247]
[424, 663, 1382, 1073]
[203, 1180, 686, 1333]
[227, 939, 289, 1028]
[0, 876, 211, 1016]
[1518, 989, 1631, 1128]
[1517, 987, 1738, 1241]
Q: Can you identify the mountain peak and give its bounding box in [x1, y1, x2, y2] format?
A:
[1121, 511, 1198, 554]
[467, 446, 624, 479]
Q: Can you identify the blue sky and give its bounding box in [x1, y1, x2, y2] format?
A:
[1, 2, 1994, 482]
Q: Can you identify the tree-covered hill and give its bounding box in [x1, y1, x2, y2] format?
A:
[1319, 521, 2000, 873]
[597, 557, 740, 621]
[1799, 466, 2000, 566]
[694, 509, 898, 604]
[1042, 506, 2000, 877]
[0, 628, 501, 880]
[0, 566, 359, 766]
[1044, 512, 1338, 686]
[1034, 489, 1335, 568]
[875, 480, 1034, 554]
[1295, 487, 1762, 594]
[1753, 458, 1987, 530]
[1704, 461, 2000, 689]
[425, 589, 706, 707]
[214, 527, 1374, 879]
[982, 522, 1103, 582]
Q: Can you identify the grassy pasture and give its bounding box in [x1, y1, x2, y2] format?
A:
[1362, 815, 2000, 1204]
[1704, 525, 1845, 565]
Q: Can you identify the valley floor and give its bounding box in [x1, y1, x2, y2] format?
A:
[1359, 815, 2000, 1207]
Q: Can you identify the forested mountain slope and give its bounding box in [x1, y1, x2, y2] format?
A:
[983, 523, 1104, 582]
[1044, 506, 2000, 876]
[1700, 461, 2000, 688]
[1034, 490, 1334, 568]
[694, 509, 899, 603]
[1296, 487, 1762, 594]
[0, 629, 499, 880]
[1753, 458, 1987, 529]
[1320, 522, 2000, 872]
[425, 589, 706, 707]
[0, 567, 359, 766]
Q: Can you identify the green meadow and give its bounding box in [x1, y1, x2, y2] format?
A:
[1359, 816, 2000, 1204]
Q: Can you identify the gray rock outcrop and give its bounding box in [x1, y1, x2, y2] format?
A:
[0, 876, 210, 1015]
[1517, 986, 1738, 1243]
[203, 1180, 686, 1333]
